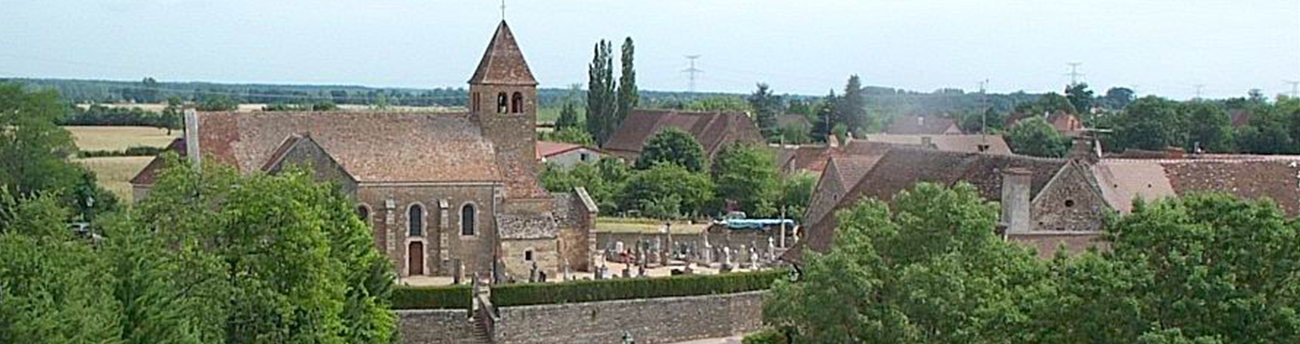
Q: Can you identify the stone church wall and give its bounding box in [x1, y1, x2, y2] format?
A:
[500, 238, 558, 282]
[356, 184, 499, 278]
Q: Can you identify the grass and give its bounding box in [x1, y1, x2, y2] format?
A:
[594, 217, 710, 234]
[76, 156, 155, 201]
[65, 126, 178, 152]
[536, 106, 585, 125]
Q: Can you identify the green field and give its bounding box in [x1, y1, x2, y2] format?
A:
[536, 106, 585, 125]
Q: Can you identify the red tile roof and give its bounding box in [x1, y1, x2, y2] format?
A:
[604, 109, 763, 159]
[536, 141, 593, 159]
[865, 134, 1012, 155]
[468, 21, 537, 86]
[884, 115, 962, 135]
[165, 111, 503, 184]
[129, 138, 185, 186]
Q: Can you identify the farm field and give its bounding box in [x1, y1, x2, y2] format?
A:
[65, 126, 178, 151]
[76, 156, 154, 202]
[64, 126, 176, 202]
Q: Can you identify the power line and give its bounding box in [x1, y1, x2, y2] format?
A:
[682, 55, 703, 93]
[1285, 80, 1299, 98]
[1064, 62, 1084, 86]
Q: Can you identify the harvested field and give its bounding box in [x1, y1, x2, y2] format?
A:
[65, 126, 178, 151]
[76, 156, 154, 202]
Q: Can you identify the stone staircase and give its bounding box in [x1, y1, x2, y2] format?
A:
[469, 273, 497, 344]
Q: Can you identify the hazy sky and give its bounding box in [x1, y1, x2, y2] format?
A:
[2, 0, 1298, 99]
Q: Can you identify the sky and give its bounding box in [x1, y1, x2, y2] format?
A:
[2, 0, 1298, 100]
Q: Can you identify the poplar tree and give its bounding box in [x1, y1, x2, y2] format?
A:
[586, 40, 616, 145]
[614, 37, 638, 140]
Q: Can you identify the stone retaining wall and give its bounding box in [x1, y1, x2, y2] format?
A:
[396, 309, 474, 344]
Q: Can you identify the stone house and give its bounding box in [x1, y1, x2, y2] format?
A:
[785, 137, 1300, 262]
[603, 109, 764, 162]
[130, 21, 596, 282]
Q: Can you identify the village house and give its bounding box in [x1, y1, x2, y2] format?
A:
[130, 21, 597, 282]
[786, 137, 1300, 262]
[603, 109, 764, 162]
[883, 115, 963, 135]
[536, 141, 602, 169]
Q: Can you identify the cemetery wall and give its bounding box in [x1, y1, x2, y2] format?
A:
[396, 291, 767, 344]
[493, 290, 767, 344]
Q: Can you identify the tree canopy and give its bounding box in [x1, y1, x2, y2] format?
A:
[711, 143, 780, 217]
[1005, 117, 1070, 157]
[635, 128, 706, 172]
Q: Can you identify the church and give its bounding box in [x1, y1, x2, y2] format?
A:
[130, 21, 597, 282]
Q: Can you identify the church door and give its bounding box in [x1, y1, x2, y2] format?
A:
[409, 242, 424, 276]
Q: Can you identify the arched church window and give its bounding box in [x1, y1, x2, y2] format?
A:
[511, 92, 524, 113]
[409, 204, 423, 236]
[461, 204, 476, 236]
[497, 93, 508, 113]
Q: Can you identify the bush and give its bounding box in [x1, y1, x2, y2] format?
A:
[79, 146, 165, 158]
[742, 328, 789, 344]
[491, 269, 786, 307]
[392, 284, 472, 310]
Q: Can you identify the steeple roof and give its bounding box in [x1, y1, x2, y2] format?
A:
[469, 21, 537, 86]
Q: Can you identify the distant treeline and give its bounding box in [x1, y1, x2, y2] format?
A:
[8, 78, 1054, 120]
[62, 104, 180, 129]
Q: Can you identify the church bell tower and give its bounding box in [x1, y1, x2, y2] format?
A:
[468, 21, 542, 198]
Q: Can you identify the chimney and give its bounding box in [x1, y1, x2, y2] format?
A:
[183, 109, 201, 168]
[1000, 168, 1032, 234]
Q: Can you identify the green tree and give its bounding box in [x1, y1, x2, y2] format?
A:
[161, 96, 184, 135]
[614, 37, 638, 137]
[635, 128, 706, 172]
[196, 95, 237, 111]
[960, 107, 1006, 134]
[1065, 83, 1094, 114]
[765, 183, 1044, 344]
[1181, 101, 1231, 153]
[621, 163, 714, 219]
[1006, 117, 1070, 157]
[0, 82, 118, 220]
[835, 75, 867, 133]
[1103, 87, 1136, 110]
[711, 143, 780, 217]
[555, 101, 580, 130]
[586, 40, 617, 145]
[786, 99, 812, 117]
[0, 194, 125, 344]
[778, 172, 817, 222]
[811, 92, 835, 143]
[749, 83, 782, 140]
[1113, 96, 1183, 151]
[546, 127, 596, 146]
[685, 95, 753, 113]
[135, 158, 396, 344]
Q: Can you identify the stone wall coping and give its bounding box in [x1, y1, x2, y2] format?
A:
[497, 290, 769, 311]
[395, 309, 469, 316]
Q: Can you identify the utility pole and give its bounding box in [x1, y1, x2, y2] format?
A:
[1286, 80, 1299, 98]
[683, 55, 703, 93]
[1065, 62, 1084, 86]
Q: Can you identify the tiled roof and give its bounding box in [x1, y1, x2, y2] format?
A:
[1094, 157, 1300, 215]
[785, 148, 1065, 262]
[604, 109, 763, 159]
[129, 138, 186, 185]
[865, 134, 1012, 155]
[884, 115, 962, 135]
[468, 21, 537, 86]
[189, 111, 502, 183]
[536, 141, 593, 159]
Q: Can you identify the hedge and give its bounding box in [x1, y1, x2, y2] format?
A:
[79, 146, 165, 158]
[392, 284, 472, 310]
[491, 269, 787, 307]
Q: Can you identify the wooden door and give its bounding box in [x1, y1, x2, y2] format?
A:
[409, 242, 424, 276]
